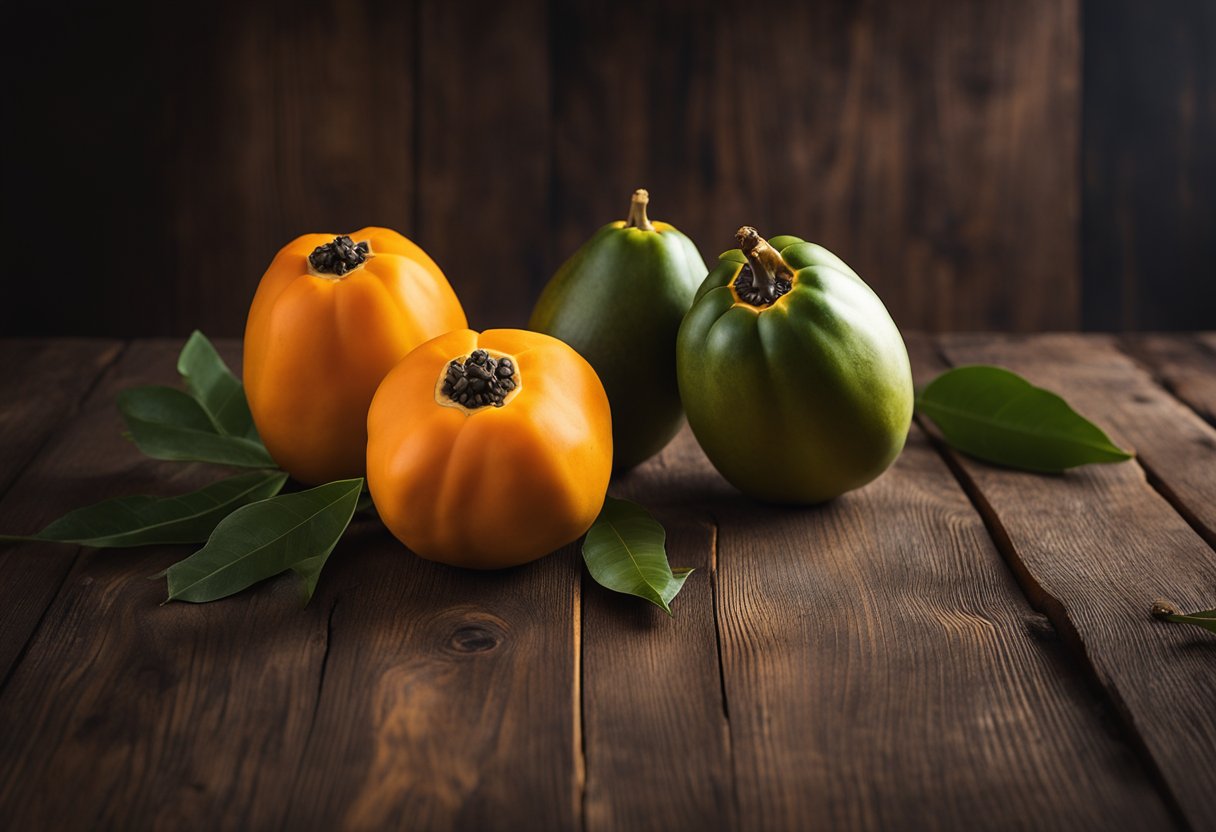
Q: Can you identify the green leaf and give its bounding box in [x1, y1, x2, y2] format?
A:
[15, 471, 287, 548]
[1151, 602, 1216, 635]
[165, 478, 362, 604]
[177, 330, 258, 439]
[1, 471, 288, 548]
[916, 365, 1133, 473]
[582, 498, 693, 615]
[119, 386, 276, 468]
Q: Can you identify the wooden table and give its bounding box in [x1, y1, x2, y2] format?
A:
[0, 334, 1213, 831]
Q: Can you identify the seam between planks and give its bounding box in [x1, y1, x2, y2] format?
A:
[1134, 456, 1216, 551]
[279, 592, 340, 832]
[1115, 335, 1216, 429]
[1110, 337, 1216, 549]
[917, 336, 1195, 832]
[574, 565, 587, 832]
[1113, 335, 1216, 549]
[707, 510, 740, 829]
[0, 340, 128, 506]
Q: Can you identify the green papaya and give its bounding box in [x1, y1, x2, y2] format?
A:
[677, 226, 913, 503]
[530, 190, 707, 471]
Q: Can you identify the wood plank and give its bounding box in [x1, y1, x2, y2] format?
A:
[282, 527, 579, 831]
[551, 0, 1080, 331]
[944, 332, 1216, 543]
[931, 333, 1216, 829]
[1082, 0, 1216, 330]
[579, 431, 734, 832]
[0, 339, 123, 497]
[417, 0, 550, 330]
[0, 341, 333, 829]
[0, 341, 187, 682]
[1120, 333, 1216, 426]
[707, 336, 1174, 829]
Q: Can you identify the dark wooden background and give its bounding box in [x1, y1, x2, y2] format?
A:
[1, 0, 1212, 337]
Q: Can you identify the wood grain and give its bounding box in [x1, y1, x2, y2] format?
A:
[0, 339, 123, 498]
[578, 434, 735, 832]
[416, 0, 550, 330]
[2, 0, 1128, 337]
[944, 332, 1216, 544]
[697, 330, 1175, 832]
[1082, 0, 1216, 330]
[169, 0, 420, 336]
[283, 527, 580, 831]
[931, 333, 1216, 829]
[549, 0, 1081, 332]
[0, 342, 335, 829]
[1120, 333, 1216, 426]
[0, 342, 201, 683]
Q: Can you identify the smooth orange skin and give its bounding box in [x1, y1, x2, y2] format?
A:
[244, 227, 466, 484]
[367, 328, 613, 569]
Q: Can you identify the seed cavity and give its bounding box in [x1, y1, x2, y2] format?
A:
[309, 235, 371, 276]
[441, 349, 518, 410]
[733, 263, 792, 306]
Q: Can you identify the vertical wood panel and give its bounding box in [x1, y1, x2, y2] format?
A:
[6, 0, 1214, 335]
[1082, 0, 1216, 330]
[551, 0, 1081, 331]
[415, 0, 551, 330]
[169, 0, 419, 336]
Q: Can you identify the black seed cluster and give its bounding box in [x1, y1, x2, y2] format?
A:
[441, 349, 518, 409]
[309, 235, 370, 276]
[734, 264, 792, 306]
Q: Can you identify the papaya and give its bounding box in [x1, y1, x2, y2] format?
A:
[676, 227, 913, 504]
[366, 328, 612, 568]
[244, 228, 466, 484]
[529, 189, 706, 471]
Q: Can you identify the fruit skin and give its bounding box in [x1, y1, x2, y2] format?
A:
[676, 233, 913, 504]
[529, 192, 706, 471]
[244, 227, 466, 484]
[366, 328, 612, 569]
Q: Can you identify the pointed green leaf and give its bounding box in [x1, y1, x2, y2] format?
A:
[165, 478, 362, 603]
[119, 386, 276, 468]
[582, 498, 693, 615]
[2, 471, 288, 548]
[916, 365, 1133, 473]
[1151, 602, 1216, 635]
[177, 330, 258, 439]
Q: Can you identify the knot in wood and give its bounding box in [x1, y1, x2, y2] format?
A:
[449, 623, 502, 653]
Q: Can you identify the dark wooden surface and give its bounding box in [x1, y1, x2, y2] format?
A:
[0, 334, 1213, 831]
[3, 0, 1213, 337]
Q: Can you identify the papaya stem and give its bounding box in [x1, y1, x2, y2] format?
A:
[736, 226, 793, 304]
[625, 189, 655, 231]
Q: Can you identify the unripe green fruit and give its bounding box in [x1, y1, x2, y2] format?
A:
[530, 190, 707, 471]
[677, 227, 913, 503]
